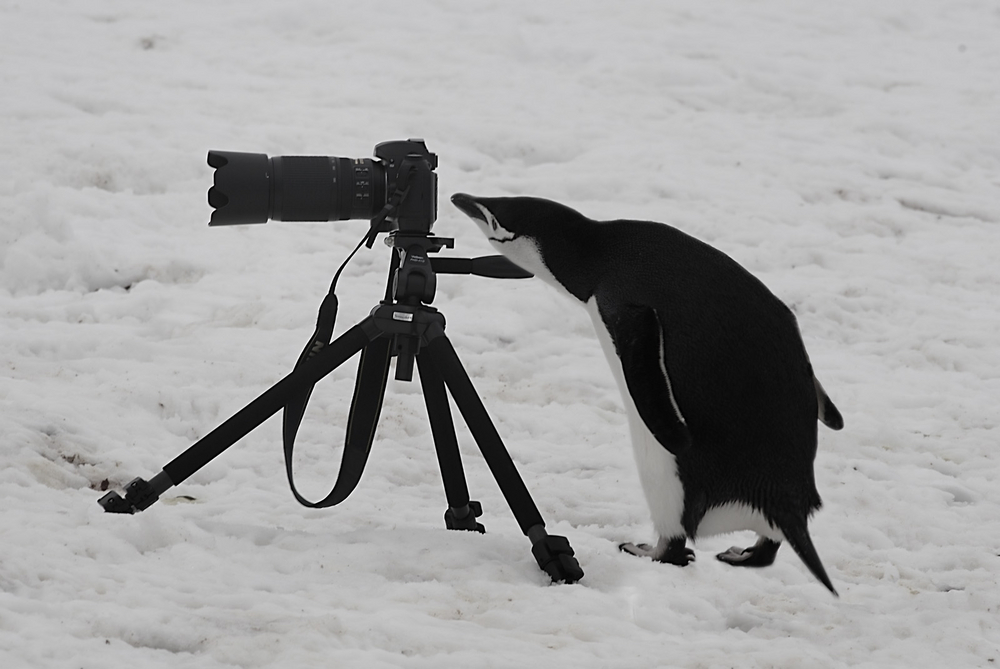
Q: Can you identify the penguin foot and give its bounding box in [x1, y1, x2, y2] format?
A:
[716, 537, 781, 568]
[619, 536, 695, 566]
[619, 542, 656, 558]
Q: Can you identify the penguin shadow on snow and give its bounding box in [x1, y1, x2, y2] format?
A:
[452, 193, 844, 596]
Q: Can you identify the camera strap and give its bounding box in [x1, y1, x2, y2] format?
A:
[279, 169, 416, 507]
[279, 229, 375, 508]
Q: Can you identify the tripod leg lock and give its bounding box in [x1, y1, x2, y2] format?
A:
[444, 500, 485, 533]
[528, 525, 584, 584]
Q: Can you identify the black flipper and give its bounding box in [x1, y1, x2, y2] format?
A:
[814, 376, 844, 431]
[601, 303, 692, 455]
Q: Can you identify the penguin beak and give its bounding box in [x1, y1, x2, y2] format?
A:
[451, 192, 515, 242]
[451, 193, 490, 227]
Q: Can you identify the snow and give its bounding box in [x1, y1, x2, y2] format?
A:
[2, 0, 999, 666]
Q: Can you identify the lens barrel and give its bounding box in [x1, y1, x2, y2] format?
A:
[207, 151, 384, 226]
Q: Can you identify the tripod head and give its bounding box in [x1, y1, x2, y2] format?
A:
[379, 229, 532, 381]
[387, 232, 452, 305]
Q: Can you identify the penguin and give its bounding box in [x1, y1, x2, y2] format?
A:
[451, 192, 844, 595]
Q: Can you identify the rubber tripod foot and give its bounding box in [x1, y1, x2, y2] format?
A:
[444, 501, 485, 533]
[531, 534, 584, 584]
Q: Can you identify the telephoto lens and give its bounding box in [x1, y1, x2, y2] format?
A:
[207, 151, 383, 225]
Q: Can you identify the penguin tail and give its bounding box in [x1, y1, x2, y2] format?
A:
[781, 520, 838, 597]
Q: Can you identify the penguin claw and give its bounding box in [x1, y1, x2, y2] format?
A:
[659, 545, 696, 566]
[619, 538, 695, 566]
[716, 537, 781, 568]
[619, 541, 653, 557]
[717, 546, 752, 564]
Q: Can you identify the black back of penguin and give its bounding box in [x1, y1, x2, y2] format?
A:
[453, 194, 827, 526]
[593, 219, 824, 527]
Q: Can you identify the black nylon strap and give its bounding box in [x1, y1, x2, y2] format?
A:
[281, 333, 391, 508]
[282, 292, 340, 443]
[278, 167, 414, 507]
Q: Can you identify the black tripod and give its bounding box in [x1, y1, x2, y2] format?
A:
[99, 230, 584, 584]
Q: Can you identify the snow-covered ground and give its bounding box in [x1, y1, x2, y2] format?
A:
[2, 1, 999, 666]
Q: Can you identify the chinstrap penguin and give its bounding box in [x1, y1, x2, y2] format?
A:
[451, 192, 844, 595]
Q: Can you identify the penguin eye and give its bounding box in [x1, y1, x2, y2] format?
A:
[491, 219, 497, 231]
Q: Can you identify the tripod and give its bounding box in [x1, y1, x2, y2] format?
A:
[99, 230, 584, 584]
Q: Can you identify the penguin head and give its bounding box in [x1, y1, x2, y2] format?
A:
[450, 193, 591, 295]
[451, 193, 521, 244]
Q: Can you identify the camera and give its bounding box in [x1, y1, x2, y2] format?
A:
[207, 139, 438, 233]
[99, 138, 584, 584]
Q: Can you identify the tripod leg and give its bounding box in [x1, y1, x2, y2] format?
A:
[99, 318, 380, 514]
[416, 353, 484, 533]
[162, 319, 378, 487]
[421, 336, 583, 583]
